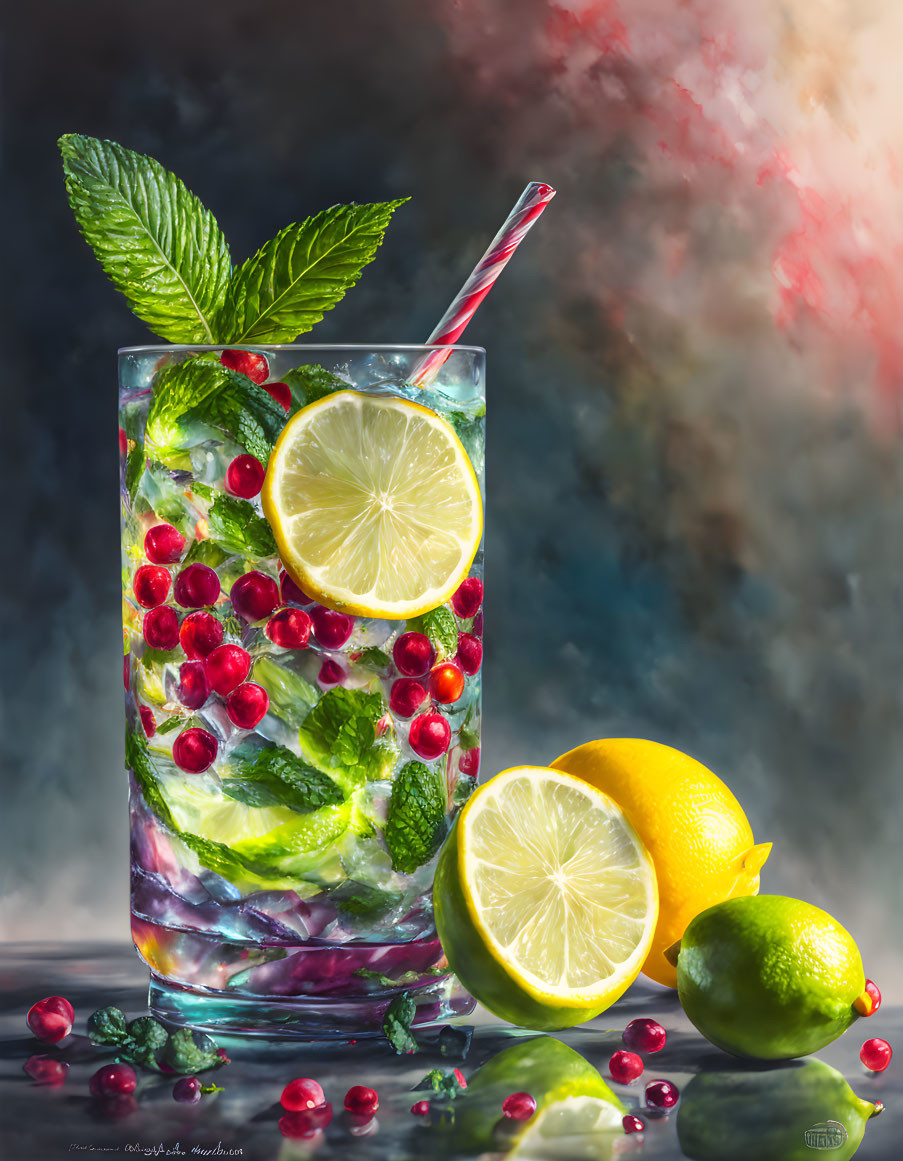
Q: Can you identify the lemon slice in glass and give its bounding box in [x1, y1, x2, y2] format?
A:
[262, 390, 483, 619]
[435, 767, 659, 1029]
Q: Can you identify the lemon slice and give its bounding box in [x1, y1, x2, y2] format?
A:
[262, 390, 483, 619]
[434, 767, 658, 1029]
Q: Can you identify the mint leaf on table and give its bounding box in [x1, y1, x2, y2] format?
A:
[204, 491, 277, 558]
[125, 728, 177, 830]
[385, 761, 448, 873]
[408, 606, 458, 661]
[162, 1027, 228, 1074]
[216, 199, 409, 344]
[382, 992, 418, 1056]
[298, 687, 398, 792]
[120, 1016, 169, 1068]
[58, 134, 230, 343]
[222, 746, 344, 813]
[253, 657, 319, 727]
[413, 1067, 467, 1099]
[87, 1007, 129, 1047]
[282, 364, 350, 412]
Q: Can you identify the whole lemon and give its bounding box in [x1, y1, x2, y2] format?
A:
[551, 738, 770, 987]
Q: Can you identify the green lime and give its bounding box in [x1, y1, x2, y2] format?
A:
[453, 1037, 625, 1158]
[676, 895, 868, 1059]
[677, 1057, 882, 1161]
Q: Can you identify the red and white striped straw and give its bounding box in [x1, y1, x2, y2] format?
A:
[412, 181, 556, 387]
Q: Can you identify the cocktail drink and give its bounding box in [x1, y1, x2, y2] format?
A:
[60, 132, 550, 1036]
[121, 345, 485, 1034]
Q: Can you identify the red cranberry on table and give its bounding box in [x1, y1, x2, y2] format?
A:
[281, 1077, 326, 1111]
[623, 1114, 645, 1134]
[451, 577, 483, 619]
[390, 679, 428, 719]
[144, 523, 186, 564]
[178, 661, 210, 710]
[429, 662, 465, 704]
[623, 1017, 667, 1054]
[226, 683, 269, 729]
[133, 565, 171, 609]
[409, 713, 451, 760]
[231, 572, 281, 623]
[609, 1050, 644, 1084]
[311, 606, 355, 649]
[344, 1085, 379, 1116]
[393, 632, 433, 677]
[501, 1091, 535, 1120]
[266, 608, 311, 649]
[174, 564, 221, 609]
[89, 1063, 137, 1096]
[205, 644, 252, 696]
[411, 1100, 430, 1116]
[143, 605, 180, 651]
[173, 727, 218, 774]
[26, 997, 74, 1043]
[861, 1038, 893, 1072]
[220, 349, 269, 384]
[172, 1076, 201, 1104]
[179, 611, 223, 659]
[645, 1079, 680, 1109]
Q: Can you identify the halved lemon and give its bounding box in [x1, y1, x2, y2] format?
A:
[262, 390, 483, 619]
[434, 767, 659, 1030]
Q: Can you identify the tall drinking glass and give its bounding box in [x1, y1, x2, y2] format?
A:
[120, 345, 484, 1036]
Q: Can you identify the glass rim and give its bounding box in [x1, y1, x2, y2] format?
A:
[118, 342, 486, 356]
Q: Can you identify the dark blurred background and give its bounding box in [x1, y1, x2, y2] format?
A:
[2, 0, 901, 986]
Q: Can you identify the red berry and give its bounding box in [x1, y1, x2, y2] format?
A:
[174, 564, 221, 609]
[139, 706, 156, 738]
[429, 661, 465, 704]
[26, 997, 74, 1043]
[393, 632, 434, 677]
[453, 1069, 467, 1089]
[279, 1104, 333, 1139]
[179, 661, 211, 710]
[144, 523, 186, 564]
[173, 727, 218, 773]
[262, 381, 292, 412]
[319, 659, 345, 686]
[609, 1050, 644, 1084]
[473, 611, 483, 637]
[502, 1092, 536, 1120]
[344, 1085, 379, 1116]
[390, 679, 428, 718]
[143, 605, 180, 650]
[133, 565, 171, 609]
[24, 1055, 69, 1086]
[179, 611, 223, 659]
[281, 1077, 326, 1112]
[451, 577, 483, 619]
[411, 1100, 430, 1116]
[123, 654, 130, 691]
[205, 644, 252, 695]
[857, 979, 882, 1016]
[89, 1063, 137, 1096]
[118, 428, 128, 457]
[231, 571, 280, 623]
[861, 1038, 893, 1072]
[173, 1076, 201, 1104]
[266, 608, 312, 649]
[623, 1114, 645, 1134]
[220, 348, 269, 384]
[226, 683, 269, 729]
[645, 1079, 679, 1109]
[225, 454, 266, 499]
[459, 747, 480, 776]
[409, 712, 451, 760]
[456, 632, 482, 675]
[311, 606, 355, 649]
[624, 1018, 667, 1054]
[280, 570, 313, 606]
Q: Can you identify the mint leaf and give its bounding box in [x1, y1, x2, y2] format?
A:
[282, 364, 350, 412]
[354, 647, 391, 672]
[413, 1067, 467, 1099]
[146, 360, 231, 451]
[58, 134, 230, 343]
[355, 965, 446, 987]
[155, 716, 185, 737]
[125, 443, 145, 501]
[408, 606, 458, 660]
[182, 537, 228, 569]
[336, 884, 402, 921]
[126, 728, 176, 830]
[382, 992, 418, 1055]
[185, 371, 286, 463]
[385, 761, 447, 873]
[203, 491, 277, 558]
[179, 832, 246, 881]
[299, 687, 398, 792]
[253, 657, 319, 727]
[121, 1016, 169, 1068]
[87, 1007, 129, 1047]
[161, 1027, 227, 1074]
[459, 725, 480, 752]
[222, 746, 344, 813]
[216, 199, 409, 343]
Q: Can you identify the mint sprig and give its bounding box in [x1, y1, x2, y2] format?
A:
[204, 492, 278, 559]
[282, 364, 350, 412]
[222, 746, 344, 813]
[298, 687, 398, 793]
[408, 606, 458, 661]
[87, 1006, 227, 1075]
[59, 135, 230, 343]
[382, 992, 418, 1055]
[385, 760, 448, 873]
[216, 200, 409, 343]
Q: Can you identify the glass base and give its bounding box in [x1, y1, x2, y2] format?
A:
[148, 972, 475, 1039]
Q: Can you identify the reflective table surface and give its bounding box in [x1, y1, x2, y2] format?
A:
[1, 944, 898, 1160]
